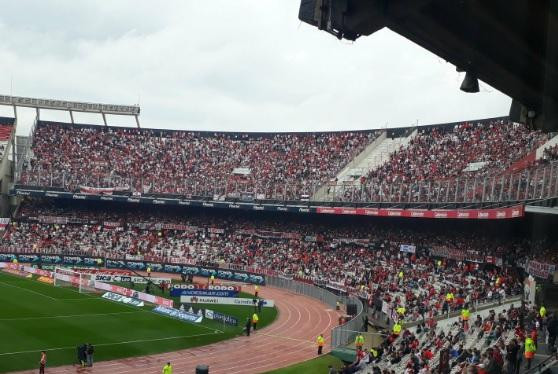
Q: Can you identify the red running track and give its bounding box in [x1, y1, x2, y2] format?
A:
[12, 285, 340, 374]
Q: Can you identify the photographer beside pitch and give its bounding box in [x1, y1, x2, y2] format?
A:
[39, 351, 46, 374]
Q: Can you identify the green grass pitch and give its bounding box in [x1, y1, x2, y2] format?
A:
[0, 272, 277, 373]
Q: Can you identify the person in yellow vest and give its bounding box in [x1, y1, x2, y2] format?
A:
[445, 292, 454, 304]
[369, 347, 379, 364]
[461, 306, 470, 331]
[252, 312, 259, 330]
[540, 305, 547, 319]
[397, 306, 406, 317]
[393, 322, 402, 336]
[255, 285, 259, 298]
[398, 271, 404, 285]
[316, 334, 325, 355]
[355, 333, 365, 350]
[210, 274, 215, 285]
[146, 266, 151, 278]
[162, 361, 173, 374]
[12, 258, 18, 264]
[525, 336, 537, 369]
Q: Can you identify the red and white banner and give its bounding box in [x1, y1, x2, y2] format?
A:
[316, 205, 524, 220]
[430, 247, 492, 263]
[0, 218, 10, 229]
[526, 260, 556, 279]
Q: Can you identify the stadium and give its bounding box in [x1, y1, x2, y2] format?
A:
[0, 1, 557, 374]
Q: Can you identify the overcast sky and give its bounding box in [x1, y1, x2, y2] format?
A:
[0, 1, 511, 135]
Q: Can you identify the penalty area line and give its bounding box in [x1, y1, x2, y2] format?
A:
[0, 280, 57, 301]
[0, 331, 224, 356]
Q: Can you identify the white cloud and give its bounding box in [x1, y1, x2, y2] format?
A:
[0, 0, 510, 135]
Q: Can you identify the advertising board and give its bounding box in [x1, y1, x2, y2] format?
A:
[102, 292, 145, 307]
[170, 283, 240, 297]
[94, 281, 173, 307]
[0, 254, 265, 285]
[94, 274, 171, 285]
[204, 309, 238, 326]
[152, 305, 203, 323]
[180, 296, 274, 307]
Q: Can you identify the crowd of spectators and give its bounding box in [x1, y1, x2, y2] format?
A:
[18, 120, 557, 205]
[20, 123, 378, 199]
[543, 144, 558, 163]
[4, 201, 557, 307]
[3, 200, 557, 372]
[359, 301, 553, 374]
[367, 120, 547, 184]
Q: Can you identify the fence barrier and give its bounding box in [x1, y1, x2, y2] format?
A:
[265, 275, 365, 349]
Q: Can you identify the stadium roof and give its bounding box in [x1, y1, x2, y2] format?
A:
[299, 0, 558, 132]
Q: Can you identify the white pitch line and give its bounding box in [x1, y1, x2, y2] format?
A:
[0, 280, 57, 301]
[0, 310, 145, 321]
[0, 331, 223, 356]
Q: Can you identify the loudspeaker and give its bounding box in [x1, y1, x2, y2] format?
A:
[460, 72, 480, 93]
[195, 364, 209, 374]
[347, 304, 357, 315]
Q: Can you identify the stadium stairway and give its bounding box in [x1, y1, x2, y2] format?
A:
[536, 133, 558, 159]
[312, 129, 417, 201]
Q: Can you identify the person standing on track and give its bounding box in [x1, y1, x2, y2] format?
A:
[245, 317, 252, 336]
[85, 343, 94, 367]
[210, 274, 215, 285]
[252, 312, 259, 330]
[162, 361, 173, 374]
[317, 334, 325, 355]
[147, 266, 151, 277]
[255, 284, 259, 298]
[39, 351, 46, 374]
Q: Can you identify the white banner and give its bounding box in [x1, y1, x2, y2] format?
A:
[400, 244, 416, 254]
[180, 296, 275, 307]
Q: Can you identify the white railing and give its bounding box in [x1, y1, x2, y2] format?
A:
[14, 160, 558, 205]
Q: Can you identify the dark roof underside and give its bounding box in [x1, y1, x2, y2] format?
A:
[299, 0, 558, 131]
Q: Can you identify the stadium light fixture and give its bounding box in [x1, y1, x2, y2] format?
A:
[0, 94, 141, 128]
[0, 95, 140, 115]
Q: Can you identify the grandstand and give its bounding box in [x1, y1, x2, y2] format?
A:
[0, 95, 555, 373]
[11, 116, 558, 211]
[0, 0, 554, 372]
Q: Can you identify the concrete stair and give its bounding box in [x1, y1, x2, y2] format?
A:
[312, 129, 417, 201]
